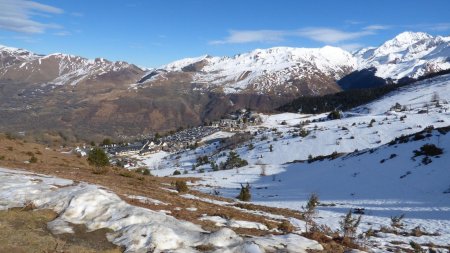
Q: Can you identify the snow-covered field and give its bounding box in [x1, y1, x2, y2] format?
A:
[136, 74, 450, 252]
[0, 168, 324, 253]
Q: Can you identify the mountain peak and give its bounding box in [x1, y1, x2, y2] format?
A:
[375, 31, 433, 55]
[392, 31, 433, 42]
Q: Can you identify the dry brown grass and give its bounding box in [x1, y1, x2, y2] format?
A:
[0, 208, 122, 253]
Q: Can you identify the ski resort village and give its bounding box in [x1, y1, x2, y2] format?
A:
[1, 1, 450, 252]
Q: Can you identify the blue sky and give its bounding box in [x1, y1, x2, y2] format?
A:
[0, 0, 449, 67]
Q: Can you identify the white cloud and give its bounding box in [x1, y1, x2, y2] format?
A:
[0, 0, 63, 34]
[54, 31, 71, 36]
[71, 12, 84, 17]
[364, 25, 390, 31]
[295, 28, 374, 43]
[210, 30, 288, 44]
[418, 23, 450, 32]
[211, 26, 389, 45]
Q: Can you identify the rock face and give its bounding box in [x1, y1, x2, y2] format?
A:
[0, 31, 449, 140]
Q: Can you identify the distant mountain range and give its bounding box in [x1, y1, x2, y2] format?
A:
[0, 31, 449, 141]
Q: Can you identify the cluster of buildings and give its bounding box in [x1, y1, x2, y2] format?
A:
[211, 109, 262, 131]
[102, 109, 262, 157]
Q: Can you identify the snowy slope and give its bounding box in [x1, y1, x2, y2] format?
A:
[356, 31, 450, 80]
[191, 128, 450, 252]
[136, 73, 450, 252]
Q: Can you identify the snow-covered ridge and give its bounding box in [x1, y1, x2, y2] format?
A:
[153, 32, 450, 93]
[356, 31, 450, 79]
[2, 31, 450, 91]
[159, 46, 356, 94]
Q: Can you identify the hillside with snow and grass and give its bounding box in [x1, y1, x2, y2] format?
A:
[0, 168, 325, 253]
[132, 73, 450, 252]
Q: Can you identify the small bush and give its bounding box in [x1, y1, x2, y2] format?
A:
[173, 170, 181, 175]
[87, 147, 110, 167]
[195, 244, 215, 252]
[299, 128, 310, 137]
[303, 193, 319, 233]
[135, 167, 152, 176]
[414, 144, 443, 157]
[196, 156, 209, 166]
[175, 180, 189, 193]
[391, 214, 405, 228]
[237, 183, 251, 201]
[92, 166, 109, 174]
[340, 209, 362, 239]
[29, 156, 38, 163]
[328, 110, 341, 120]
[278, 220, 294, 234]
[119, 170, 134, 178]
[222, 151, 248, 170]
[409, 241, 424, 253]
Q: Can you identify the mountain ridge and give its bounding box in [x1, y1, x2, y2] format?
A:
[1, 31, 450, 140]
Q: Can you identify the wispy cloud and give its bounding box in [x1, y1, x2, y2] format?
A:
[54, 31, 71, 36]
[210, 25, 389, 45]
[296, 25, 389, 44]
[405, 23, 450, 32]
[70, 12, 84, 17]
[0, 0, 63, 34]
[210, 30, 288, 44]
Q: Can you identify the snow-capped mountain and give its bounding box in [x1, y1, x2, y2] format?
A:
[142, 32, 450, 93]
[0, 46, 144, 87]
[355, 31, 450, 80]
[143, 46, 356, 95]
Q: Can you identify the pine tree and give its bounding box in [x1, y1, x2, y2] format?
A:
[87, 147, 109, 168]
[340, 209, 362, 239]
[303, 193, 319, 233]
